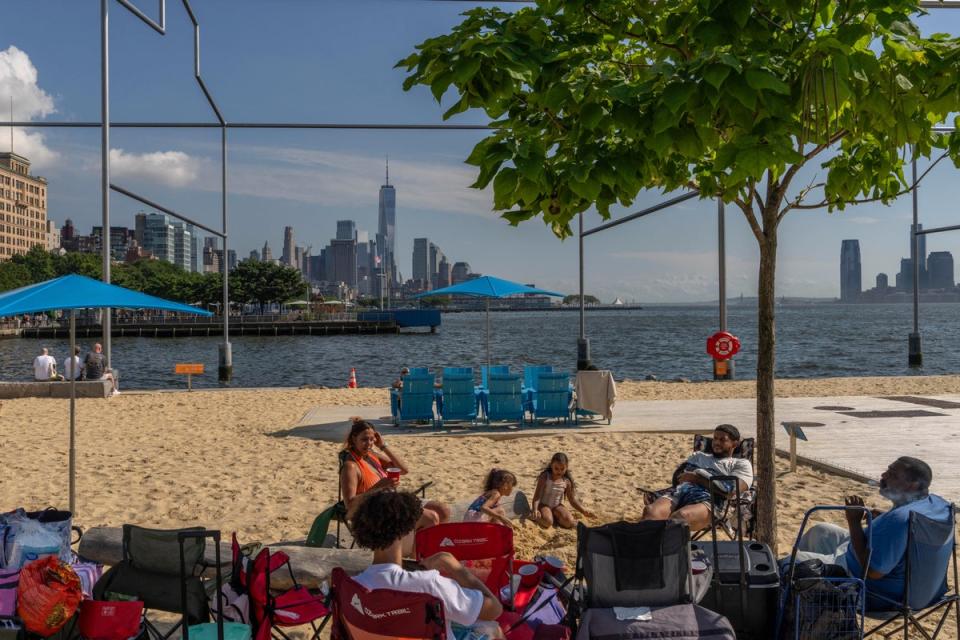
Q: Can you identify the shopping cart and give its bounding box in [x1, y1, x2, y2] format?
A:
[777, 505, 873, 640]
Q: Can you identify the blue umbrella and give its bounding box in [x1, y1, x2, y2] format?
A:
[414, 275, 563, 366]
[0, 274, 213, 514]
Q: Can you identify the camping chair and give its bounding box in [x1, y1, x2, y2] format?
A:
[481, 365, 509, 389]
[397, 374, 437, 427]
[522, 366, 553, 414]
[437, 372, 479, 428]
[247, 545, 330, 640]
[865, 504, 960, 639]
[485, 373, 525, 426]
[330, 567, 446, 640]
[640, 434, 756, 541]
[92, 525, 213, 640]
[570, 520, 730, 638]
[529, 372, 572, 424]
[415, 522, 515, 604]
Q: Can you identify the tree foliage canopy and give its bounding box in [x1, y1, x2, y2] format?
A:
[399, 0, 960, 238]
[0, 247, 307, 309]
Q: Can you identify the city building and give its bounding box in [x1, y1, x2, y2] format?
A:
[282, 226, 294, 267]
[337, 220, 356, 241]
[248, 249, 259, 262]
[189, 226, 201, 273]
[172, 222, 192, 271]
[92, 226, 132, 262]
[46, 219, 59, 252]
[262, 241, 273, 262]
[911, 223, 927, 286]
[876, 273, 889, 291]
[896, 257, 913, 291]
[376, 159, 397, 296]
[452, 261, 472, 284]
[437, 256, 452, 289]
[0, 152, 48, 259]
[429, 242, 445, 289]
[60, 219, 76, 250]
[412, 237, 429, 285]
[135, 212, 175, 264]
[839, 240, 861, 302]
[927, 251, 955, 290]
[330, 238, 358, 287]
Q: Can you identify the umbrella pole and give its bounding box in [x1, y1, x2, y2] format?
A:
[485, 298, 491, 368]
[69, 309, 76, 515]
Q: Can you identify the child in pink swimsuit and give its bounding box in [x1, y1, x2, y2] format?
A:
[532, 452, 594, 529]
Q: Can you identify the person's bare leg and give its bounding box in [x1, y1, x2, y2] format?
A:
[640, 496, 674, 521]
[416, 508, 440, 531]
[669, 503, 712, 533]
[536, 505, 554, 529]
[423, 500, 450, 523]
[553, 505, 576, 529]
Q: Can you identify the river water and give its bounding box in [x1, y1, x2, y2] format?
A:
[1, 303, 958, 389]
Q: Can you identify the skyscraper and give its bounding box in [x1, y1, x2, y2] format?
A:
[262, 241, 273, 262]
[337, 220, 357, 241]
[927, 251, 955, 290]
[282, 226, 294, 267]
[376, 158, 397, 292]
[429, 242, 446, 289]
[172, 222, 192, 272]
[840, 239, 861, 302]
[452, 261, 472, 284]
[136, 212, 175, 263]
[876, 273, 889, 291]
[412, 238, 430, 285]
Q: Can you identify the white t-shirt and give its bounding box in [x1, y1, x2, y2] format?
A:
[353, 563, 484, 640]
[33, 354, 56, 381]
[686, 451, 754, 488]
[63, 356, 82, 380]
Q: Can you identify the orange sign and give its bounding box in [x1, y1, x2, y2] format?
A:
[175, 363, 205, 375]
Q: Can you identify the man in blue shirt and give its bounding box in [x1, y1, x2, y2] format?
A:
[790, 457, 951, 610]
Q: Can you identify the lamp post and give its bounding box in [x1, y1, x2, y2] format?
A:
[909, 153, 923, 367]
[577, 212, 592, 370]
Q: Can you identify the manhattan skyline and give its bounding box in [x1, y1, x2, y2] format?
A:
[7, 1, 960, 302]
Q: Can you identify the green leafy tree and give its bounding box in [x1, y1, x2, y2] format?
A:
[0, 261, 32, 292]
[11, 246, 55, 283]
[399, 0, 960, 549]
[232, 260, 307, 310]
[54, 252, 102, 279]
[563, 294, 601, 305]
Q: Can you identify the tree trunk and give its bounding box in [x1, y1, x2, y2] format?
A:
[754, 221, 779, 555]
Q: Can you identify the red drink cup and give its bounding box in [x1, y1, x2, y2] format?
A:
[386, 467, 401, 481]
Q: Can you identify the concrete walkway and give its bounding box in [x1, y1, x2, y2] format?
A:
[282, 393, 960, 501]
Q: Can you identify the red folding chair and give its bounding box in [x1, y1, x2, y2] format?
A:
[415, 522, 515, 603]
[247, 546, 330, 640]
[330, 568, 446, 640]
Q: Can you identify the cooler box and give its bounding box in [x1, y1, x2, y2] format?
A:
[692, 540, 779, 640]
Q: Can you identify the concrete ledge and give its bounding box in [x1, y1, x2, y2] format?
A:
[0, 380, 112, 399]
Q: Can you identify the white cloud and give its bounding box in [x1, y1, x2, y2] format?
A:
[0, 46, 58, 167]
[216, 146, 495, 217]
[845, 216, 880, 225]
[109, 148, 202, 187]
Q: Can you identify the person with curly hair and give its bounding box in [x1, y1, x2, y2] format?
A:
[340, 418, 451, 529]
[352, 491, 504, 640]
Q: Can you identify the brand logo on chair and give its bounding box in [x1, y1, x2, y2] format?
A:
[440, 537, 455, 547]
[351, 594, 411, 619]
[351, 594, 365, 615]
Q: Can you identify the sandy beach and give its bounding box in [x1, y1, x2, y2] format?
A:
[1, 374, 956, 638]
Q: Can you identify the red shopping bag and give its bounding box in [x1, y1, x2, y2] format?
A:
[78, 600, 144, 640]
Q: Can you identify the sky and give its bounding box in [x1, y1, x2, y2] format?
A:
[3, 1, 960, 302]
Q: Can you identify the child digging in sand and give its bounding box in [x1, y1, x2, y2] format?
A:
[532, 452, 594, 529]
[464, 469, 518, 529]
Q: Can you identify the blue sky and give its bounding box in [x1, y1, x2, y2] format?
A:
[3, 1, 960, 302]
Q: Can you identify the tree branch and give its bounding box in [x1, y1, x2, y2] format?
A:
[583, 6, 690, 60]
[790, 151, 949, 210]
[736, 198, 765, 243]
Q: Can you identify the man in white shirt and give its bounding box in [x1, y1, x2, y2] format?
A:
[63, 346, 82, 381]
[32, 347, 61, 381]
[641, 424, 753, 532]
[351, 491, 503, 640]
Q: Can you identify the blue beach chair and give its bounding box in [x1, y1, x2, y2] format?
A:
[485, 373, 524, 427]
[408, 367, 430, 376]
[522, 365, 553, 414]
[443, 367, 473, 378]
[481, 365, 509, 389]
[530, 372, 572, 424]
[396, 374, 436, 427]
[437, 372, 478, 428]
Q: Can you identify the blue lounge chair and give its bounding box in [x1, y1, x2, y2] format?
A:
[443, 367, 473, 378]
[408, 367, 430, 376]
[437, 372, 478, 428]
[396, 374, 437, 427]
[485, 373, 524, 426]
[481, 365, 509, 389]
[530, 372, 573, 424]
[522, 365, 554, 414]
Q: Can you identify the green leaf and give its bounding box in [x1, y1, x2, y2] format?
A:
[569, 176, 601, 201]
[452, 57, 482, 83]
[581, 103, 605, 129]
[745, 69, 791, 95]
[703, 64, 731, 90]
[662, 82, 698, 112]
[492, 167, 519, 208]
[726, 75, 757, 110]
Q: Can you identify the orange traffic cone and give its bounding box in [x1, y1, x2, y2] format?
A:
[348, 368, 358, 389]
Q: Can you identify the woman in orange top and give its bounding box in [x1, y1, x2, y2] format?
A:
[340, 418, 450, 530]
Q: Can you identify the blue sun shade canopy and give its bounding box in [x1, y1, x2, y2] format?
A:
[413, 275, 563, 299]
[0, 274, 214, 317]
